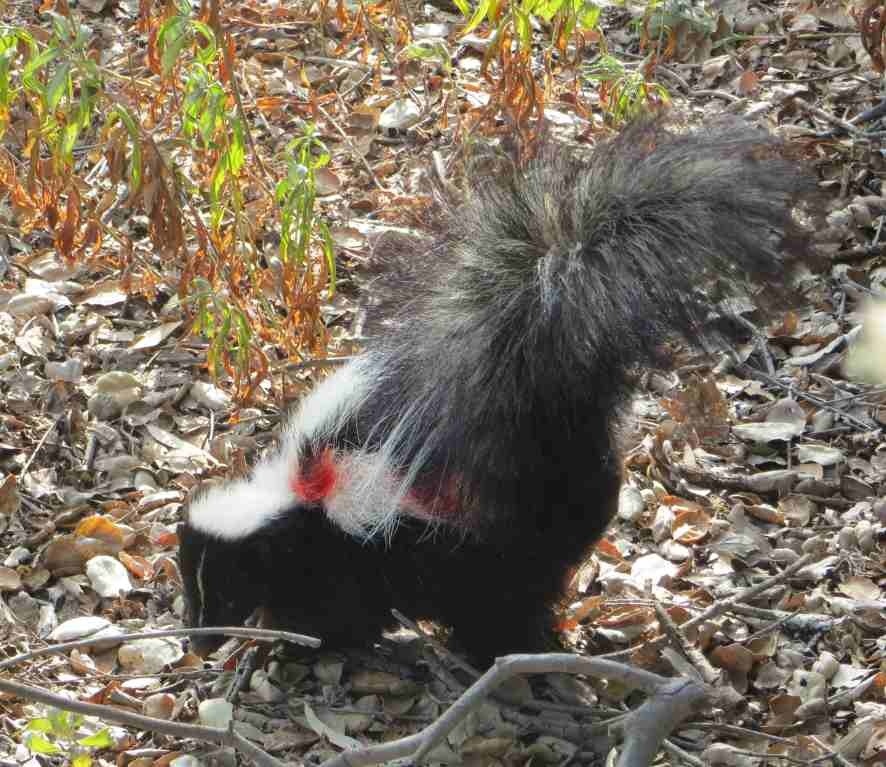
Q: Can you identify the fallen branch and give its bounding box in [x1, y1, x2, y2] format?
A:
[320, 654, 719, 767]
[603, 553, 821, 661]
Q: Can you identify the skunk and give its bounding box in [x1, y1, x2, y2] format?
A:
[178, 117, 816, 662]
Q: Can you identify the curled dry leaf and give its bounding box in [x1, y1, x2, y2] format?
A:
[672, 506, 712, 544]
[0, 565, 22, 590]
[779, 494, 816, 526]
[143, 692, 176, 720]
[838, 575, 882, 601]
[745, 503, 785, 525]
[349, 670, 421, 697]
[42, 535, 121, 576]
[75, 515, 126, 546]
[566, 594, 604, 625]
[0, 474, 21, 518]
[861, 721, 886, 761]
[118, 638, 184, 674]
[630, 553, 680, 585]
[48, 615, 111, 642]
[118, 551, 154, 580]
[796, 444, 845, 466]
[710, 643, 755, 692]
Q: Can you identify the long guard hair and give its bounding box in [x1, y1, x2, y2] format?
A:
[179, 117, 817, 662]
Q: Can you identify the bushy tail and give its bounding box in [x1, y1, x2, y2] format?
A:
[326, 117, 819, 536]
[438, 117, 814, 375]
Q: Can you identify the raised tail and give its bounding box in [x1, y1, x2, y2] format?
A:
[327, 117, 818, 534]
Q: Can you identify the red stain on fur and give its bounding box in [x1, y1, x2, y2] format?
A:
[292, 449, 338, 502]
[405, 476, 461, 518]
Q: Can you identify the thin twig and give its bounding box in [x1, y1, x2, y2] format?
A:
[20, 415, 62, 478]
[318, 103, 385, 190]
[602, 553, 820, 661]
[0, 626, 320, 673]
[391, 608, 481, 680]
[737, 363, 878, 433]
[794, 98, 866, 138]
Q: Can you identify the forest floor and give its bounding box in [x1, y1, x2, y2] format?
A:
[0, 0, 885, 764]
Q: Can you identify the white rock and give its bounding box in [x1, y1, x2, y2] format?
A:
[83, 625, 126, 650]
[199, 698, 234, 729]
[118, 638, 183, 673]
[86, 555, 132, 598]
[617, 486, 645, 522]
[49, 616, 111, 642]
[169, 756, 203, 767]
[250, 670, 285, 703]
[189, 381, 232, 411]
[36, 604, 58, 638]
[379, 99, 421, 131]
[4, 546, 31, 567]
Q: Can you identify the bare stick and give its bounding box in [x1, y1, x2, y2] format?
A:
[680, 552, 818, 634]
[794, 98, 866, 137]
[20, 416, 62, 478]
[0, 626, 319, 672]
[320, 653, 707, 767]
[603, 553, 821, 661]
[615, 678, 707, 767]
[391, 608, 481, 680]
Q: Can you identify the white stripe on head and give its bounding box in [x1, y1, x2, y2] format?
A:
[187, 359, 374, 541]
[195, 544, 207, 626]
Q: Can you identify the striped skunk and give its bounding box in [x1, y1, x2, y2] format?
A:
[178, 117, 816, 663]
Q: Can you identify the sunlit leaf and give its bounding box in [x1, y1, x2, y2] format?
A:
[25, 734, 60, 755]
[21, 45, 59, 95]
[78, 729, 114, 748]
[461, 0, 491, 34]
[45, 61, 70, 111]
[25, 718, 54, 734]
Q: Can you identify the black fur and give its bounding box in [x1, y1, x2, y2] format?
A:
[179, 117, 817, 662]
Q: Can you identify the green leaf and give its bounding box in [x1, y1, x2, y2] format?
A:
[320, 220, 336, 297]
[228, 119, 246, 174]
[452, 0, 470, 14]
[60, 120, 80, 164]
[78, 729, 114, 748]
[21, 46, 59, 95]
[158, 17, 188, 76]
[48, 11, 72, 43]
[25, 718, 54, 734]
[210, 155, 227, 202]
[461, 0, 491, 34]
[514, 8, 531, 48]
[106, 106, 143, 191]
[44, 61, 70, 110]
[577, 1, 600, 28]
[72, 753, 93, 767]
[25, 734, 61, 755]
[190, 20, 217, 64]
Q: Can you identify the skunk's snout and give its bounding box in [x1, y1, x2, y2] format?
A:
[187, 631, 225, 658]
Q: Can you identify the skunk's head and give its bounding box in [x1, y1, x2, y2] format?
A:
[177, 476, 290, 655]
[178, 519, 274, 655]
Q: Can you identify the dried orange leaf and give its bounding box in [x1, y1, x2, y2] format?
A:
[672, 508, 712, 544]
[75, 515, 125, 544]
[118, 551, 154, 581]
